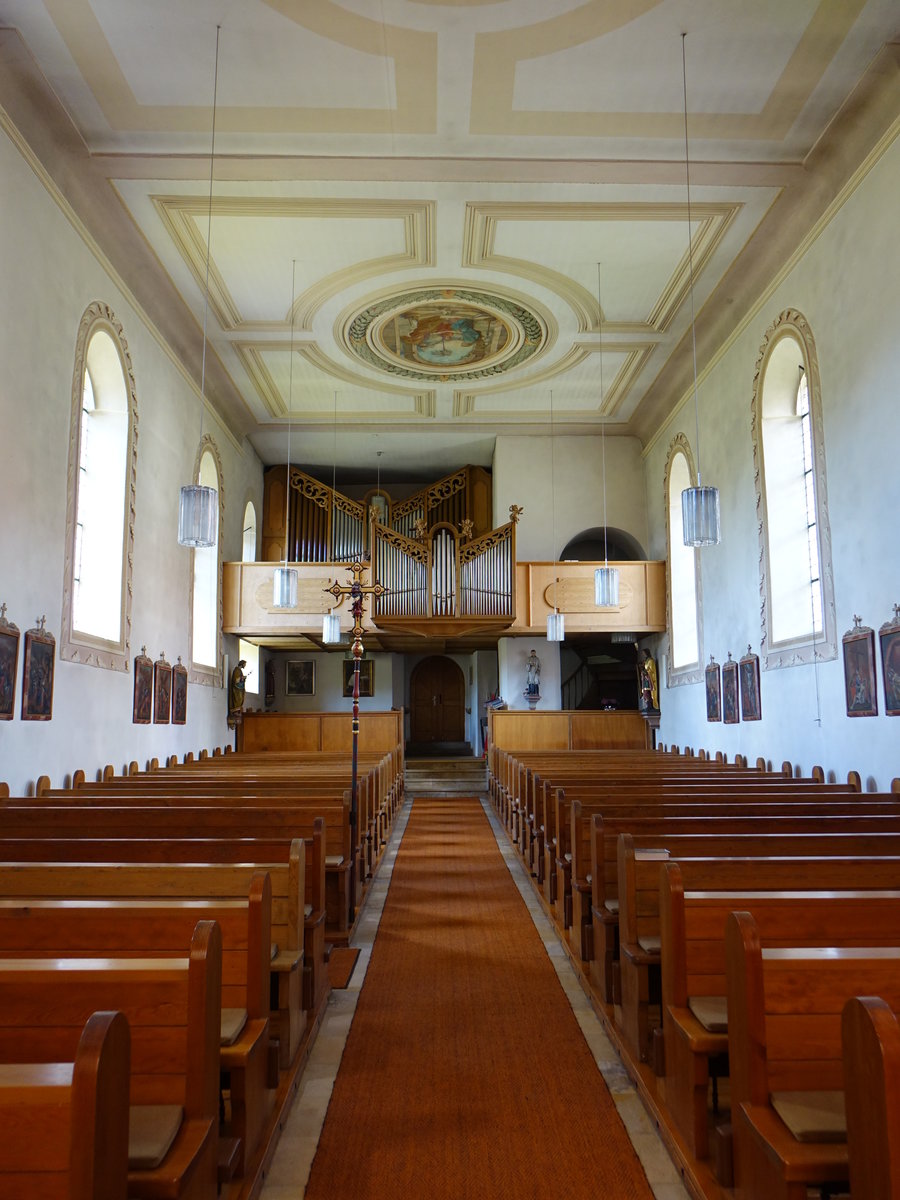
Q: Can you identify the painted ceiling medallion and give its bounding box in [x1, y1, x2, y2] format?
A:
[347, 287, 545, 381]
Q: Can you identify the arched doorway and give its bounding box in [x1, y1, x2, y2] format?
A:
[410, 656, 465, 745]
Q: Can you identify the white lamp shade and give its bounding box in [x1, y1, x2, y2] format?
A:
[322, 610, 342, 643]
[682, 485, 721, 547]
[178, 484, 218, 548]
[272, 566, 298, 609]
[594, 565, 620, 607]
[546, 611, 565, 642]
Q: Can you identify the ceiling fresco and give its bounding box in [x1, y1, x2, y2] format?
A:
[0, 0, 896, 474]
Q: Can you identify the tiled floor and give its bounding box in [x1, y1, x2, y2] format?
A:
[260, 798, 689, 1200]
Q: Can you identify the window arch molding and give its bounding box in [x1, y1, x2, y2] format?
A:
[60, 302, 138, 672]
[663, 433, 704, 686]
[189, 434, 225, 686]
[751, 308, 836, 669]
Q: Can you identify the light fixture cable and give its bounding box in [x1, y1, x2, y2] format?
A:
[678, 31, 721, 547]
[272, 259, 299, 607]
[595, 263, 620, 607]
[177, 24, 222, 548]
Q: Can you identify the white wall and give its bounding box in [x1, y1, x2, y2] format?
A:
[498, 637, 561, 711]
[0, 123, 263, 794]
[643, 137, 900, 791]
[264, 652, 392, 713]
[492, 434, 648, 561]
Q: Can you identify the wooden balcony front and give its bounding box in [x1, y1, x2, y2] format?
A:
[223, 557, 666, 651]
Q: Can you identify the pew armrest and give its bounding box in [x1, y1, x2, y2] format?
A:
[666, 1005, 728, 1055]
[271, 949, 303, 973]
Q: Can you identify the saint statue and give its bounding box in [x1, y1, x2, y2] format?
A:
[638, 649, 659, 711]
[525, 649, 541, 697]
[228, 658, 248, 725]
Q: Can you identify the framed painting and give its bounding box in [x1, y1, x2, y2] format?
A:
[22, 617, 55, 721]
[285, 659, 315, 697]
[153, 653, 172, 724]
[172, 656, 188, 725]
[133, 647, 153, 724]
[842, 617, 877, 717]
[879, 605, 900, 717]
[739, 646, 762, 722]
[344, 658, 374, 698]
[722, 654, 739, 725]
[705, 656, 721, 722]
[0, 605, 19, 720]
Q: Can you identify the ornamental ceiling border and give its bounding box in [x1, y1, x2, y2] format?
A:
[468, 0, 866, 142]
[341, 285, 550, 384]
[42, 0, 437, 137]
[233, 341, 435, 420]
[463, 200, 740, 335]
[151, 195, 435, 335]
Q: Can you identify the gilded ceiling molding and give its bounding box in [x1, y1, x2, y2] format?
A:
[152, 196, 434, 335]
[44, 0, 438, 135]
[469, 0, 865, 140]
[464, 201, 739, 334]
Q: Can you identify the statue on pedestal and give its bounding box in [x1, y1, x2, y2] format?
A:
[524, 649, 541, 709]
[638, 649, 659, 712]
[228, 658, 248, 727]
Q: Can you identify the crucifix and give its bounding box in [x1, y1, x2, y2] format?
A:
[324, 561, 387, 838]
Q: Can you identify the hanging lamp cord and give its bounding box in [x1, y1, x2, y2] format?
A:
[681, 32, 703, 487]
[283, 259, 297, 568]
[199, 24, 220, 412]
[598, 263, 610, 569]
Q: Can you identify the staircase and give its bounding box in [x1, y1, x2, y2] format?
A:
[404, 755, 488, 797]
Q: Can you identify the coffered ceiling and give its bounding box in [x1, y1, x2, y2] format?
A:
[1, 0, 897, 478]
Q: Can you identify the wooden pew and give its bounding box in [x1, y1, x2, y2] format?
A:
[0, 1010, 130, 1200]
[725, 911, 900, 1200]
[0, 885, 273, 1178]
[0, 849, 312, 1071]
[0, 920, 221, 1200]
[618, 836, 900, 1063]
[0, 800, 349, 945]
[0, 827, 327, 1033]
[842, 996, 900, 1200]
[588, 808, 900, 1003]
[659, 866, 900, 1161]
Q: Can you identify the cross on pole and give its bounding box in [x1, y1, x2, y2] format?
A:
[324, 562, 387, 845]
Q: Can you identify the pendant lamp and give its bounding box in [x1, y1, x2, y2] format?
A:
[178, 26, 221, 548]
[594, 263, 620, 607]
[322, 391, 342, 641]
[679, 33, 720, 547]
[273, 260, 299, 608]
[546, 389, 565, 642]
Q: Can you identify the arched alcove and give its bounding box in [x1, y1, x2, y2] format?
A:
[560, 526, 646, 561]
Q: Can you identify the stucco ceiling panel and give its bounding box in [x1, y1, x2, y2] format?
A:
[193, 213, 409, 325]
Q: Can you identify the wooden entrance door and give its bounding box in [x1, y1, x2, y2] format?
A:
[410, 657, 465, 743]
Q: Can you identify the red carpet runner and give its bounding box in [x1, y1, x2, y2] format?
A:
[304, 798, 654, 1199]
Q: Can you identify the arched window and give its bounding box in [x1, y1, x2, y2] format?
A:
[752, 310, 836, 668]
[190, 441, 224, 679]
[664, 435, 702, 683]
[61, 304, 137, 671]
[242, 501, 258, 563]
